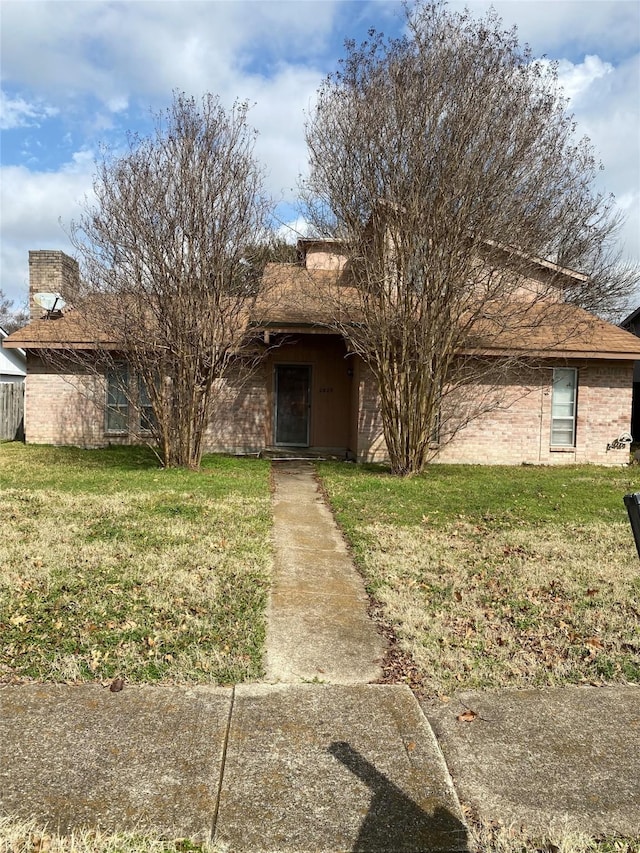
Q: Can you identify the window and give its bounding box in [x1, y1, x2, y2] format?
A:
[429, 402, 441, 446]
[551, 367, 577, 447]
[105, 365, 129, 432]
[138, 376, 156, 432]
[105, 366, 155, 434]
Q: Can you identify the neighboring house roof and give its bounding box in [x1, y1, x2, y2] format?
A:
[6, 263, 640, 362]
[0, 326, 27, 377]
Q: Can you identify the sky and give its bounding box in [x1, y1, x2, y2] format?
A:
[1, 0, 639, 307]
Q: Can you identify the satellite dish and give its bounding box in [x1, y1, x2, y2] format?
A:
[34, 292, 66, 312]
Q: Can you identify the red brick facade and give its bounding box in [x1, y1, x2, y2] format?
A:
[24, 355, 270, 454]
[9, 248, 639, 465]
[356, 360, 634, 465]
[23, 349, 634, 465]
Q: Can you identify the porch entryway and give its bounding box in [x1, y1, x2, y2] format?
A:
[267, 335, 354, 455]
[274, 364, 311, 446]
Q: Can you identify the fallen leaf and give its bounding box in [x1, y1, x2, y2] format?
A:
[457, 709, 477, 722]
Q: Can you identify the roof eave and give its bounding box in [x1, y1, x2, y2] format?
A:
[3, 340, 121, 350]
[464, 347, 640, 360]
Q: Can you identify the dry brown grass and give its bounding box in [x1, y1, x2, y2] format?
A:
[2, 815, 636, 853]
[0, 816, 219, 852]
[466, 816, 639, 853]
[355, 519, 639, 696]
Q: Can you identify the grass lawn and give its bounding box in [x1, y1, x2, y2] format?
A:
[1, 817, 636, 853]
[317, 461, 640, 698]
[0, 817, 220, 853]
[0, 444, 272, 685]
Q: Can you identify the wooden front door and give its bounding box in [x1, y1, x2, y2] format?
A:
[275, 364, 310, 446]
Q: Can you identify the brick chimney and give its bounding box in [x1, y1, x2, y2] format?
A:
[28, 250, 79, 320]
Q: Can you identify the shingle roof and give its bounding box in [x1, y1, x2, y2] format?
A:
[6, 263, 640, 361]
[256, 264, 640, 360]
[2, 307, 120, 350]
[466, 300, 640, 360]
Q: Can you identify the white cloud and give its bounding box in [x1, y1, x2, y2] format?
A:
[555, 55, 613, 103]
[0, 154, 95, 303]
[558, 53, 640, 254]
[277, 216, 313, 243]
[106, 95, 129, 114]
[453, 1, 640, 58]
[245, 65, 323, 202]
[1, 0, 638, 302]
[0, 91, 58, 130]
[0, 1, 342, 110]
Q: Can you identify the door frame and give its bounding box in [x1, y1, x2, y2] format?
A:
[274, 363, 311, 446]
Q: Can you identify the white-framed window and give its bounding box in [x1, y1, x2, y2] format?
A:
[105, 364, 129, 433]
[551, 367, 577, 447]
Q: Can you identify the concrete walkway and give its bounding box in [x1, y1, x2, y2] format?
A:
[264, 461, 386, 684]
[1, 461, 639, 850]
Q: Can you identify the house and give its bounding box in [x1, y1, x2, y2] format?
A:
[5, 246, 640, 465]
[620, 306, 640, 441]
[0, 326, 26, 441]
[0, 326, 26, 384]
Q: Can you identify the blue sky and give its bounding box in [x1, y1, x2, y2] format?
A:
[1, 0, 639, 306]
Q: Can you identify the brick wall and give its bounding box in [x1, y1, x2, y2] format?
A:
[28, 251, 79, 319]
[25, 354, 106, 447]
[572, 361, 634, 464]
[203, 363, 268, 454]
[357, 359, 634, 466]
[357, 365, 389, 462]
[24, 350, 634, 465]
[25, 354, 269, 454]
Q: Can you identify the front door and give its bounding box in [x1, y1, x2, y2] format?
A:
[275, 365, 310, 446]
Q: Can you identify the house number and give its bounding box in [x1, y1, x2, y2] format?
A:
[319, 387, 334, 393]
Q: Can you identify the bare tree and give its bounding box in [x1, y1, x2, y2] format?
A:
[302, 1, 636, 475]
[0, 289, 28, 334]
[68, 92, 273, 469]
[555, 206, 638, 321]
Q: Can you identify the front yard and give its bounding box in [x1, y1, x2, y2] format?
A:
[0, 444, 272, 685]
[317, 461, 640, 698]
[2, 446, 639, 694]
[2, 447, 639, 852]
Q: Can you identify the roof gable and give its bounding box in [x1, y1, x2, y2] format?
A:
[6, 258, 640, 362]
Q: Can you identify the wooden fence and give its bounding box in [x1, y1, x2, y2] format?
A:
[0, 382, 24, 441]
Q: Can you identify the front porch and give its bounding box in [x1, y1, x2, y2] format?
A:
[263, 333, 358, 459]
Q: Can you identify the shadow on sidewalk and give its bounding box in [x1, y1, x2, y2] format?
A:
[329, 741, 468, 852]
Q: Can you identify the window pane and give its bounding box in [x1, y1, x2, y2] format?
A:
[553, 403, 575, 417]
[138, 377, 156, 432]
[551, 368, 577, 447]
[106, 406, 128, 432]
[551, 420, 575, 446]
[106, 366, 129, 432]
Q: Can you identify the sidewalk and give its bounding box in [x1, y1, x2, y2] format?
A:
[0, 461, 639, 851]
